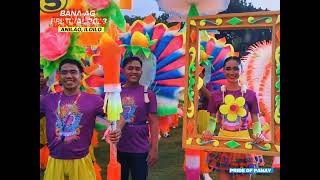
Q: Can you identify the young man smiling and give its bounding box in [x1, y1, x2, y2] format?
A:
[40, 59, 121, 180]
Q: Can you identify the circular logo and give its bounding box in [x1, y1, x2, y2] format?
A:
[40, 0, 68, 13]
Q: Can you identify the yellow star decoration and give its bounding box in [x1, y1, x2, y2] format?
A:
[219, 94, 247, 122]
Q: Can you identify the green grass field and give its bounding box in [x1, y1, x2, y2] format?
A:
[40, 119, 280, 180]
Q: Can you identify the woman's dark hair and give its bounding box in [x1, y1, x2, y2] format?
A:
[58, 59, 84, 73]
[122, 56, 142, 68]
[223, 56, 242, 68]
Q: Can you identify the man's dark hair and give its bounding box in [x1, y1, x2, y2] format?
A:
[122, 56, 143, 68]
[40, 68, 43, 73]
[58, 59, 84, 73]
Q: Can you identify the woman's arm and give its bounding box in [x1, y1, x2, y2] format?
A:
[251, 113, 261, 135]
[202, 113, 216, 138]
[250, 113, 264, 143]
[200, 85, 211, 100]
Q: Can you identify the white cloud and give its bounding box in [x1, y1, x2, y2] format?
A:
[246, 0, 280, 10]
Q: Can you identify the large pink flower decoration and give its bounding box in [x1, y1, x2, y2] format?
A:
[40, 27, 71, 61]
[86, 0, 111, 10]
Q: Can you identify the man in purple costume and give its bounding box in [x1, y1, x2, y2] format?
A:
[40, 59, 121, 180]
[115, 56, 159, 180]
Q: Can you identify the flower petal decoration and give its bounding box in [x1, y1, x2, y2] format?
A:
[224, 94, 235, 105]
[219, 94, 247, 122]
[122, 31, 157, 59]
[130, 31, 149, 47]
[227, 114, 237, 122]
[237, 107, 247, 117]
[40, 32, 86, 78]
[235, 96, 245, 107]
[40, 27, 71, 61]
[219, 104, 229, 115]
[85, 0, 111, 10]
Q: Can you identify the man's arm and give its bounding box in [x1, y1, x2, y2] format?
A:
[118, 116, 125, 130]
[98, 114, 123, 144]
[149, 113, 159, 151]
[147, 112, 159, 166]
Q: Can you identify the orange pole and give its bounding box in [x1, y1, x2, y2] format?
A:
[119, 0, 132, 10]
[107, 123, 121, 180]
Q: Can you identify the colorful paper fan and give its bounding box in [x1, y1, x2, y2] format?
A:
[200, 33, 238, 90]
[119, 15, 185, 116]
[241, 40, 273, 140]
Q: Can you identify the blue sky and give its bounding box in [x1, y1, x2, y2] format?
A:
[122, 0, 280, 17]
